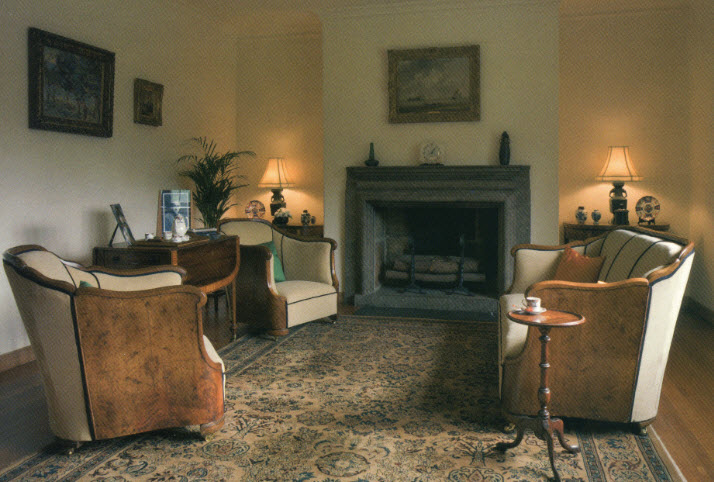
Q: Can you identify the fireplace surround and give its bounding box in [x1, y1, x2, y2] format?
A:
[344, 166, 530, 312]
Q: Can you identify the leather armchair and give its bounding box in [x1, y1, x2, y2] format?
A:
[217, 218, 339, 336]
[3, 245, 225, 444]
[499, 227, 695, 432]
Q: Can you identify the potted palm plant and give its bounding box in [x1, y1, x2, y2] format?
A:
[177, 137, 254, 228]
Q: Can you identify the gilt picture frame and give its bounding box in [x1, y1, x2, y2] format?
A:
[28, 28, 115, 137]
[133, 78, 163, 126]
[388, 45, 480, 124]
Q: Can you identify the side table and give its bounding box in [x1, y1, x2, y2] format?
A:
[563, 222, 669, 243]
[496, 309, 586, 482]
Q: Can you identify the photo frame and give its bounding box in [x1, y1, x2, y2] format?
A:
[28, 28, 115, 137]
[110, 204, 135, 246]
[388, 45, 480, 124]
[133, 78, 163, 126]
[159, 190, 191, 234]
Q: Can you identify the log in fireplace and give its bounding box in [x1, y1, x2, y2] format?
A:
[344, 165, 530, 315]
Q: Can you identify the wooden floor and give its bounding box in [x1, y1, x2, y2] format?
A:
[1, 304, 712, 480]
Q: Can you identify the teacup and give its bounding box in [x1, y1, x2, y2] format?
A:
[523, 297, 542, 312]
[164, 231, 172, 240]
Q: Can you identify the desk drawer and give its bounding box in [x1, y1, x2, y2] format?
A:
[94, 248, 172, 268]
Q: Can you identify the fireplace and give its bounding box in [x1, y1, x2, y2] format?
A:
[344, 166, 530, 314]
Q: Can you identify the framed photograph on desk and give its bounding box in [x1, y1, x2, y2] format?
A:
[110, 204, 135, 246]
[159, 190, 191, 234]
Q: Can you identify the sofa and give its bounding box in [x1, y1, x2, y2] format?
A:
[499, 226, 695, 432]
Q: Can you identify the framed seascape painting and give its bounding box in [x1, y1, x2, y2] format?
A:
[388, 45, 480, 124]
[28, 28, 115, 137]
[160, 190, 191, 234]
[133, 78, 163, 126]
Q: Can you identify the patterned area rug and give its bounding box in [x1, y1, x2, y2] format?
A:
[1, 316, 679, 481]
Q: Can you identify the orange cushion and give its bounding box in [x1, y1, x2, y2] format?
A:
[552, 247, 605, 282]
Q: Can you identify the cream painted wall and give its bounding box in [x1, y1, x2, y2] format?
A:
[0, 0, 239, 355]
[232, 32, 324, 224]
[559, 5, 690, 234]
[320, 1, 560, 283]
[560, 2, 713, 310]
[687, 0, 714, 311]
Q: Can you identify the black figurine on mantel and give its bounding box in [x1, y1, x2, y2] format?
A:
[365, 142, 379, 167]
[499, 131, 510, 166]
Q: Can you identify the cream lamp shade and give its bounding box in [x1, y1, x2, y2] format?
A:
[596, 146, 642, 224]
[258, 157, 295, 216]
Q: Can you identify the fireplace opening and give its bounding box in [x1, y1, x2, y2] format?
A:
[378, 204, 499, 296]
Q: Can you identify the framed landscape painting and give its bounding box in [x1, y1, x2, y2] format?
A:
[28, 28, 115, 137]
[388, 45, 480, 124]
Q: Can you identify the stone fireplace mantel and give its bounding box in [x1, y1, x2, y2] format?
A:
[344, 165, 530, 305]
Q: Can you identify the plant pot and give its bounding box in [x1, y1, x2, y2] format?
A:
[273, 217, 289, 226]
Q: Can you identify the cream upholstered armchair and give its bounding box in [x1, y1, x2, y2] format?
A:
[3, 245, 225, 446]
[499, 227, 694, 433]
[218, 218, 338, 336]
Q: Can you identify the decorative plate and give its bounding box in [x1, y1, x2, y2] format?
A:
[635, 196, 660, 223]
[245, 200, 266, 219]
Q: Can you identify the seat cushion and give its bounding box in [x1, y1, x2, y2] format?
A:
[276, 280, 337, 328]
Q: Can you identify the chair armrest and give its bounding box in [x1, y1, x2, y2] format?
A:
[502, 278, 650, 421]
[278, 235, 338, 289]
[72, 284, 224, 439]
[235, 245, 287, 332]
[87, 266, 186, 290]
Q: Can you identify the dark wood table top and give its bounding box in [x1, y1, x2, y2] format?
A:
[507, 309, 585, 328]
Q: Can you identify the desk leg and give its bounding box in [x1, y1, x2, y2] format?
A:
[230, 280, 237, 340]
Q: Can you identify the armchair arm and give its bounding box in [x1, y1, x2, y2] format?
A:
[277, 235, 339, 289]
[234, 244, 287, 333]
[87, 265, 186, 290]
[72, 284, 223, 440]
[502, 278, 650, 422]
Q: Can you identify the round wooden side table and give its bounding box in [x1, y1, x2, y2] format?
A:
[496, 309, 586, 482]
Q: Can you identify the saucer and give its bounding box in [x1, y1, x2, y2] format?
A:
[518, 307, 547, 314]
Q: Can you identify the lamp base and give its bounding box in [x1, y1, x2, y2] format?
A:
[269, 189, 286, 216]
[609, 181, 629, 225]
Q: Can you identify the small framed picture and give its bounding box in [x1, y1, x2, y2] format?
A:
[160, 190, 191, 234]
[133, 78, 163, 126]
[110, 204, 135, 246]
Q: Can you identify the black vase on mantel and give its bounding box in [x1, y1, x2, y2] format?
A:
[365, 142, 379, 167]
[499, 131, 510, 166]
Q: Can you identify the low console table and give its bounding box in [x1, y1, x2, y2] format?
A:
[563, 222, 669, 243]
[496, 309, 585, 482]
[93, 235, 240, 337]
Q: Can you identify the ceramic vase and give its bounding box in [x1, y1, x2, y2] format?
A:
[575, 206, 588, 224]
[591, 209, 602, 224]
[301, 210, 311, 226]
[172, 214, 188, 240]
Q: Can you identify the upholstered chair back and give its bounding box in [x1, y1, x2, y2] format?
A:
[4, 246, 91, 441]
[584, 230, 685, 282]
[220, 219, 274, 245]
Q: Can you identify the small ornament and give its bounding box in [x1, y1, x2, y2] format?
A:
[301, 210, 312, 226]
[365, 142, 379, 167]
[575, 206, 588, 224]
[591, 209, 602, 224]
[499, 131, 510, 166]
[171, 213, 189, 241]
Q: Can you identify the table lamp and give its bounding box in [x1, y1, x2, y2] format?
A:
[595, 146, 642, 224]
[258, 157, 295, 216]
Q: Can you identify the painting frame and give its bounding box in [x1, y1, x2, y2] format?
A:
[133, 78, 163, 126]
[28, 27, 115, 137]
[388, 45, 480, 124]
